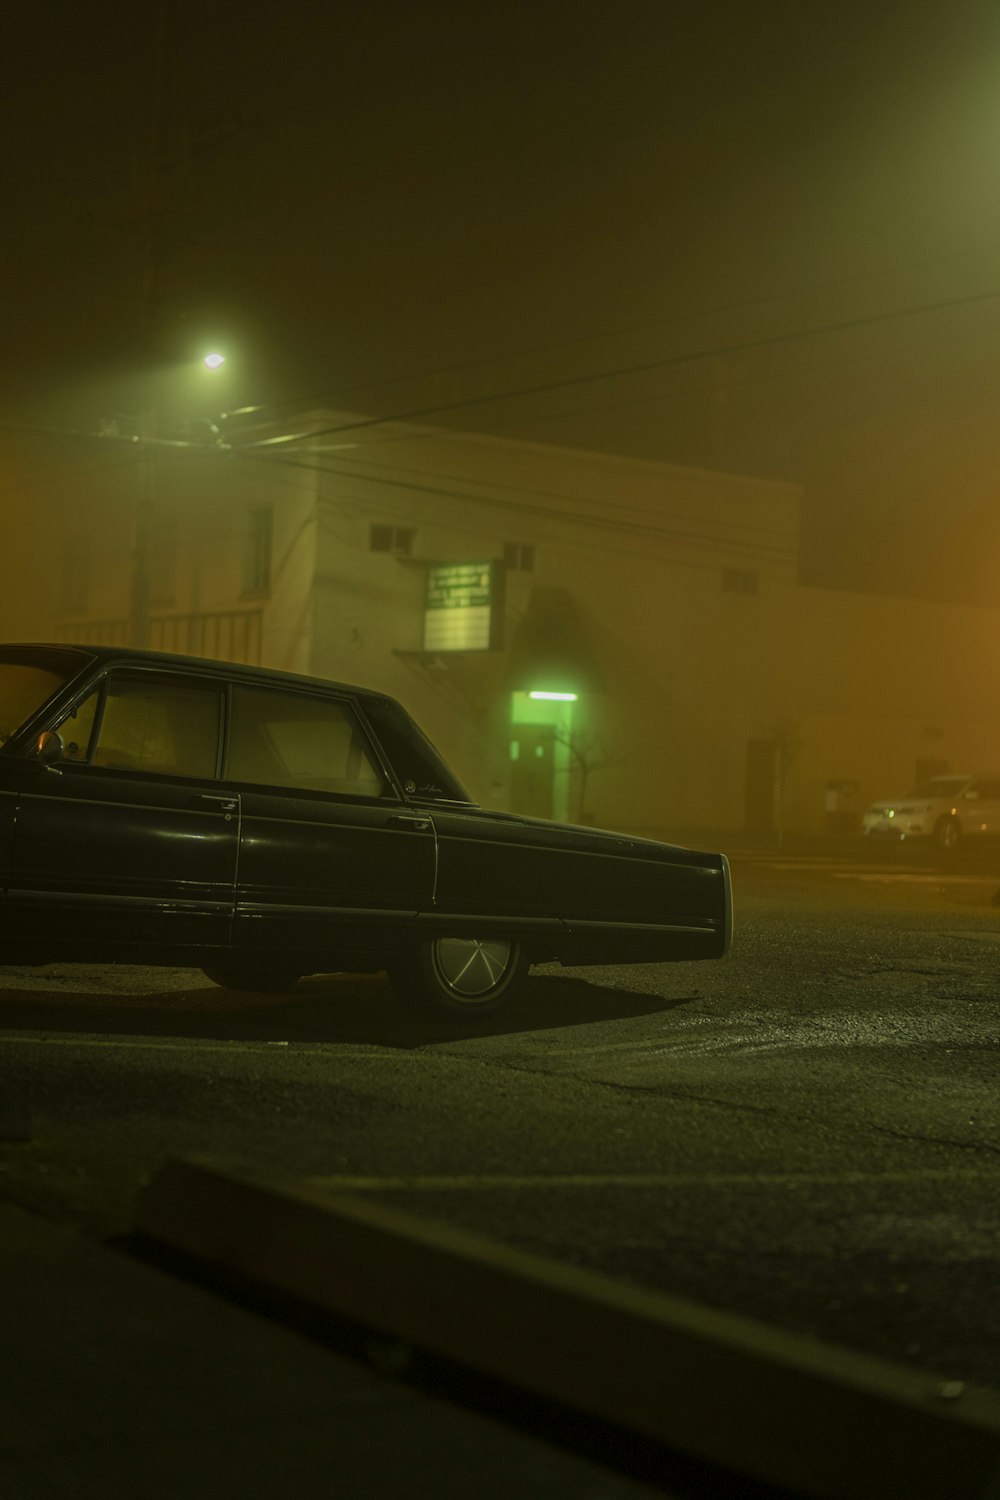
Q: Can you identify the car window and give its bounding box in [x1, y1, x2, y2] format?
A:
[226, 686, 386, 798]
[0, 661, 75, 745]
[362, 694, 472, 802]
[906, 778, 967, 800]
[90, 677, 222, 779]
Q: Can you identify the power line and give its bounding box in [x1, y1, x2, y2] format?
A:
[3, 414, 797, 558]
[0, 407, 796, 556]
[324, 452, 798, 540]
[0, 449, 147, 498]
[239, 450, 798, 563]
[239, 452, 795, 582]
[232, 233, 1000, 422]
[368, 304, 1000, 452]
[243, 284, 1000, 450]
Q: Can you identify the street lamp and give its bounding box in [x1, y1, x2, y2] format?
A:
[203, 352, 225, 370]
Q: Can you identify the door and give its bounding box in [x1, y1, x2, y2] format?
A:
[7, 670, 236, 949]
[510, 724, 555, 819]
[223, 684, 436, 957]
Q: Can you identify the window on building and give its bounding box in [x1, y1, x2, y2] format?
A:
[243, 506, 273, 595]
[369, 523, 415, 555]
[503, 542, 536, 572]
[722, 568, 758, 594]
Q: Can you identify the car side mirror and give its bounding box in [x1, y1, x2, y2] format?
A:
[35, 730, 65, 768]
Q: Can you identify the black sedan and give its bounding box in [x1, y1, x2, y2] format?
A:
[0, 645, 731, 1019]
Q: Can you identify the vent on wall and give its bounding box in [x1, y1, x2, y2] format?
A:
[370, 524, 416, 555]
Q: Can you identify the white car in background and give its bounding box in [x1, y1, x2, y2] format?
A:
[862, 774, 1000, 850]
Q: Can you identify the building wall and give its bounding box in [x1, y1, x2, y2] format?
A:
[289, 420, 805, 831]
[291, 425, 1000, 839]
[8, 419, 1000, 842]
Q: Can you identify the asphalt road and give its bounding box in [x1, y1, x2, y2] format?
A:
[1, 838, 998, 1393]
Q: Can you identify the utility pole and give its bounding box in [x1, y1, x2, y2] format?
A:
[128, 0, 171, 650]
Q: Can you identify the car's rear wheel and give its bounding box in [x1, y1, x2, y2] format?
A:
[388, 936, 529, 1020]
[201, 962, 301, 993]
[932, 815, 961, 851]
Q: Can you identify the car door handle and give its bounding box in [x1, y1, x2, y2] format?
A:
[192, 794, 239, 817]
[386, 813, 432, 831]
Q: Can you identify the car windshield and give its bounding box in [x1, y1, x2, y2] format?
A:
[0, 650, 83, 745]
[904, 778, 967, 800]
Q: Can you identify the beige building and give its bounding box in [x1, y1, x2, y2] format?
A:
[5, 414, 1000, 840]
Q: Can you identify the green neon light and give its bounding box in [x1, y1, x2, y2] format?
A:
[528, 690, 577, 702]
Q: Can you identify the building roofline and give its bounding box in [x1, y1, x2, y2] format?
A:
[257, 407, 803, 497]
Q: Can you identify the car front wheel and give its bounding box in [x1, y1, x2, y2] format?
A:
[932, 815, 961, 851]
[388, 936, 529, 1020]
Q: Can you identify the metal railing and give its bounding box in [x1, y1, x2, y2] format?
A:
[53, 608, 264, 665]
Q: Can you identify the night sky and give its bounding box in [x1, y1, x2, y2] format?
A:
[5, 1, 1000, 603]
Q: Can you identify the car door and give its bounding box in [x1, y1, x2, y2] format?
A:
[223, 684, 436, 958]
[7, 668, 236, 950]
[963, 778, 1000, 834]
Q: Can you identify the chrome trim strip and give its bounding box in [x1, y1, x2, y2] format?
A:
[7, 889, 230, 913]
[235, 903, 417, 920]
[414, 912, 563, 928]
[19, 793, 232, 818]
[412, 913, 714, 935]
[437, 830, 719, 872]
[230, 905, 716, 935]
[237, 810, 410, 832]
[562, 920, 717, 935]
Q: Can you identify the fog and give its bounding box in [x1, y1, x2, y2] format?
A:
[3, 3, 1000, 627]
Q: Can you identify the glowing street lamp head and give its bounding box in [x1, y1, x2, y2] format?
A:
[203, 351, 225, 370]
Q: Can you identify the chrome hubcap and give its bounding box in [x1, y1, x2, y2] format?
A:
[432, 938, 513, 999]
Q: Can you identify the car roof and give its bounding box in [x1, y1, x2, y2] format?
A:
[4, 643, 392, 706]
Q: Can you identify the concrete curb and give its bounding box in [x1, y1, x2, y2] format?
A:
[136, 1157, 1000, 1500]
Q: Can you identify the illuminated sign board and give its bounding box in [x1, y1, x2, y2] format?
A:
[423, 560, 502, 652]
